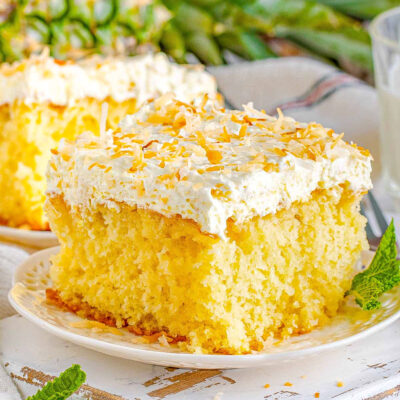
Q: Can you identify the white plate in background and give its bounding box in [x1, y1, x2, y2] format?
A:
[0, 225, 58, 248]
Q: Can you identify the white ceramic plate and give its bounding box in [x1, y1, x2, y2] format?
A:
[9, 247, 400, 369]
[0, 226, 58, 248]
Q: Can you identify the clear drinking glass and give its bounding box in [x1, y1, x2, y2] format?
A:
[371, 8, 400, 200]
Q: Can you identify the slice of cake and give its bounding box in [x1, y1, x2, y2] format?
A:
[0, 52, 216, 230]
[45, 95, 372, 354]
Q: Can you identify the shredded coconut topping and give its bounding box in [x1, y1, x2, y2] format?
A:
[47, 95, 372, 239]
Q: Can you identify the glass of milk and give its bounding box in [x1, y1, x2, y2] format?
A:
[371, 7, 400, 199]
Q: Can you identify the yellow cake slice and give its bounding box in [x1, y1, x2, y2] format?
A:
[45, 95, 372, 354]
[0, 52, 217, 230]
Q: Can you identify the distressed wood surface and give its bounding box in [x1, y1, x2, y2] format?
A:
[2, 315, 400, 399]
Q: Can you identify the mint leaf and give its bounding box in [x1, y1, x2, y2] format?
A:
[347, 220, 400, 310]
[27, 364, 86, 400]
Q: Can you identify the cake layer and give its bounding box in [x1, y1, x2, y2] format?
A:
[0, 98, 136, 229]
[47, 96, 372, 239]
[0, 52, 216, 106]
[46, 187, 367, 354]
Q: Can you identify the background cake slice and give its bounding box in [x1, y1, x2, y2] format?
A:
[0, 52, 216, 230]
[45, 95, 372, 354]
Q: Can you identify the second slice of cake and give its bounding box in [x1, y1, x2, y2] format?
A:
[46, 95, 372, 354]
[0, 52, 216, 230]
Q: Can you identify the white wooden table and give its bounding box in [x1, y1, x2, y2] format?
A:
[2, 314, 400, 400]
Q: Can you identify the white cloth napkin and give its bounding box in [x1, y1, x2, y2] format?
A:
[0, 243, 29, 319]
[0, 56, 382, 398]
[0, 243, 29, 399]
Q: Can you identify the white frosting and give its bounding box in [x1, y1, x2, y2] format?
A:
[46, 97, 372, 239]
[0, 52, 216, 106]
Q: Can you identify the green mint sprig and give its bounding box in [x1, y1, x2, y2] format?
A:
[27, 364, 86, 400]
[346, 220, 400, 310]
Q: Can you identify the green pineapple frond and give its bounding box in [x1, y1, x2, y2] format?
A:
[0, 0, 169, 61]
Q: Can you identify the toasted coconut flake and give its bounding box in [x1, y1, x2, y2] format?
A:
[211, 188, 231, 199]
[206, 165, 224, 172]
[272, 147, 287, 157]
[239, 124, 247, 138]
[206, 149, 223, 164]
[61, 153, 71, 162]
[89, 162, 107, 170]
